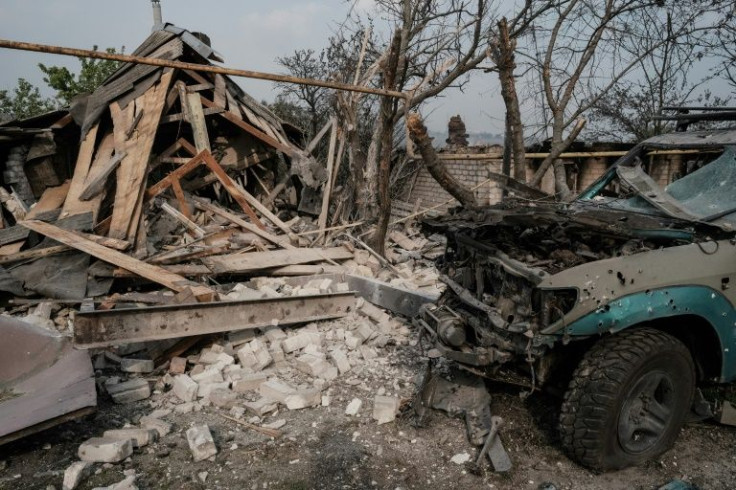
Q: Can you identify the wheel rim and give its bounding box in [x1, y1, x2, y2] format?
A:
[617, 370, 676, 454]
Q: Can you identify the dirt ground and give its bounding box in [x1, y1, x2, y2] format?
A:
[1, 331, 735, 490]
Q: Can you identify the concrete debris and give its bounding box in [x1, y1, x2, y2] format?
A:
[186, 424, 218, 462]
[450, 452, 471, 465]
[62, 461, 91, 490]
[208, 388, 238, 408]
[373, 395, 401, 424]
[284, 388, 322, 410]
[244, 398, 279, 417]
[345, 398, 363, 416]
[78, 437, 133, 463]
[232, 372, 268, 393]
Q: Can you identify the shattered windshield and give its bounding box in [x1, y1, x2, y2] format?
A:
[580, 145, 736, 227]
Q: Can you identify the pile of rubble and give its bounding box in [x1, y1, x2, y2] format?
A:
[58, 280, 418, 489]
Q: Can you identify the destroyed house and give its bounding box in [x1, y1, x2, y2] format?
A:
[0, 23, 330, 301]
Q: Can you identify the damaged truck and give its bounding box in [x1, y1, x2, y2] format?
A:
[419, 120, 736, 471]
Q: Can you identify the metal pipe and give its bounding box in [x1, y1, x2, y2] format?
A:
[0, 38, 408, 100]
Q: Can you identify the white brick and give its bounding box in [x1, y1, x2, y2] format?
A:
[295, 353, 333, 378]
[63, 461, 91, 490]
[284, 388, 322, 410]
[329, 350, 352, 374]
[244, 397, 278, 416]
[259, 379, 295, 403]
[372, 395, 400, 424]
[191, 368, 224, 384]
[186, 424, 218, 462]
[345, 398, 363, 416]
[232, 372, 268, 393]
[237, 339, 272, 371]
[78, 437, 133, 463]
[198, 381, 230, 399]
[106, 378, 150, 404]
[282, 332, 323, 353]
[172, 375, 198, 402]
[208, 388, 238, 408]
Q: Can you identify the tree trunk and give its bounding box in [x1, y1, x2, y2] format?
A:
[553, 160, 573, 201]
[407, 113, 478, 207]
[369, 30, 402, 256]
[530, 117, 586, 188]
[492, 18, 526, 182]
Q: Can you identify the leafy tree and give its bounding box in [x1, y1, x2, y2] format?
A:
[0, 78, 56, 120]
[39, 46, 123, 105]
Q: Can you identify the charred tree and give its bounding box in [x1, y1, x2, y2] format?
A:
[407, 113, 477, 208]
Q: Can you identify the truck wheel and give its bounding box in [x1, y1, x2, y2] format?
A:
[559, 327, 695, 471]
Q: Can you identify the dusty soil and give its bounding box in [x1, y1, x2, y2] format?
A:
[1, 331, 735, 490]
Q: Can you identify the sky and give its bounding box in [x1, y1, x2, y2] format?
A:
[0, 0, 506, 135]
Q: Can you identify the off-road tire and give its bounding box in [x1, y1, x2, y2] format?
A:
[559, 328, 695, 471]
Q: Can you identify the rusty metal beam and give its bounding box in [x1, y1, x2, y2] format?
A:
[73, 292, 356, 348]
[0, 39, 407, 100]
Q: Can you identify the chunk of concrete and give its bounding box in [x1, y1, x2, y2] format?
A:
[284, 388, 322, 410]
[120, 358, 154, 373]
[62, 461, 91, 490]
[244, 398, 278, 416]
[78, 437, 133, 463]
[209, 388, 238, 408]
[106, 378, 151, 404]
[259, 379, 296, 403]
[197, 381, 230, 400]
[172, 374, 198, 402]
[345, 398, 363, 416]
[372, 395, 401, 424]
[103, 428, 158, 448]
[232, 372, 268, 393]
[344, 332, 364, 350]
[186, 424, 218, 462]
[191, 367, 224, 384]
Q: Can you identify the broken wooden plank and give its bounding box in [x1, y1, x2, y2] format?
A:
[159, 201, 204, 238]
[185, 92, 211, 152]
[111, 264, 211, 278]
[186, 82, 214, 92]
[268, 264, 347, 276]
[202, 246, 352, 274]
[60, 122, 100, 219]
[74, 292, 356, 348]
[78, 151, 126, 201]
[160, 106, 222, 124]
[317, 117, 338, 241]
[200, 95, 295, 156]
[146, 151, 206, 199]
[192, 197, 295, 250]
[109, 71, 173, 240]
[170, 178, 191, 219]
[0, 245, 70, 264]
[20, 219, 216, 301]
[213, 74, 227, 108]
[200, 151, 264, 229]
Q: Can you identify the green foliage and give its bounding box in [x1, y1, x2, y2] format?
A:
[39, 46, 123, 106]
[0, 78, 56, 120]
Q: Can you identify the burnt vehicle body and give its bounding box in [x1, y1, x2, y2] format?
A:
[420, 126, 736, 470]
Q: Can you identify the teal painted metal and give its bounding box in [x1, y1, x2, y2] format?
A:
[556, 286, 736, 382]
